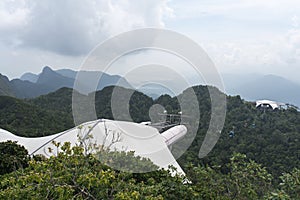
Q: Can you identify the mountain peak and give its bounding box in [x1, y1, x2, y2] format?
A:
[20, 72, 38, 83]
[0, 73, 10, 82]
[42, 66, 53, 73]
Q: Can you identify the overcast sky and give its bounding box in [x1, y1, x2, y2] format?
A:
[0, 0, 300, 83]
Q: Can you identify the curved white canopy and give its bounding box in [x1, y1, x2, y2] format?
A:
[0, 119, 186, 175]
[256, 100, 285, 110]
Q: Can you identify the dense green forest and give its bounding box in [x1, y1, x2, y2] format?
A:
[0, 85, 300, 198]
[0, 141, 299, 199]
[170, 86, 300, 181]
[0, 86, 153, 136]
[0, 95, 74, 136]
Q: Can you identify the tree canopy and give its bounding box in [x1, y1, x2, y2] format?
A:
[0, 142, 299, 199]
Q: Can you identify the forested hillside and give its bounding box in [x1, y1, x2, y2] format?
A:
[0, 74, 14, 97]
[163, 86, 300, 181]
[0, 85, 299, 184]
[0, 86, 153, 136]
[0, 141, 299, 199]
[0, 95, 73, 137]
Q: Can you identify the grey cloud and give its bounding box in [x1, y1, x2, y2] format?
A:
[1, 0, 171, 56]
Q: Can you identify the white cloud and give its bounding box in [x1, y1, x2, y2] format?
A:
[291, 15, 299, 28]
[0, 0, 29, 46]
[0, 0, 172, 56]
[164, 1, 300, 82]
[170, 0, 300, 21]
[281, 29, 300, 64]
[0, 4, 28, 31]
[1, 0, 299, 83]
[201, 25, 300, 82]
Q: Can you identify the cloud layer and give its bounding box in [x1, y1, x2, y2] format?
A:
[1, 0, 300, 83]
[166, 0, 300, 81]
[0, 0, 172, 56]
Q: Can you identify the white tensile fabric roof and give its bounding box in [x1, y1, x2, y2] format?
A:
[256, 100, 285, 109]
[0, 119, 185, 175]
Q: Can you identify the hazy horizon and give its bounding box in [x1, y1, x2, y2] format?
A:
[4, 65, 299, 87]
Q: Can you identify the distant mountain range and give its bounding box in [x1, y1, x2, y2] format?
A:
[1, 66, 300, 107]
[222, 74, 300, 107]
[0, 66, 132, 98]
[135, 73, 300, 107]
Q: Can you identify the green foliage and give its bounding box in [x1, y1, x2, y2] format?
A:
[0, 143, 194, 200]
[0, 86, 153, 137]
[185, 153, 273, 199]
[0, 74, 15, 97]
[0, 141, 299, 199]
[0, 95, 74, 137]
[0, 141, 29, 175]
[1, 84, 300, 198]
[96, 150, 159, 173]
[173, 87, 300, 182]
[28, 87, 73, 113]
[154, 94, 179, 113]
[95, 86, 153, 122]
[226, 153, 273, 199]
[267, 168, 300, 199]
